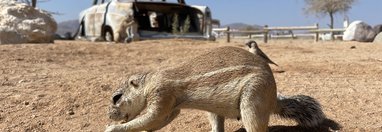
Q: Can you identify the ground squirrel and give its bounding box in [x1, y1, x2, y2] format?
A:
[105, 42, 325, 132]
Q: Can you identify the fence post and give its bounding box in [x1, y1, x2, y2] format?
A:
[264, 25, 268, 43]
[226, 26, 230, 43]
[291, 31, 295, 39]
[314, 23, 319, 42]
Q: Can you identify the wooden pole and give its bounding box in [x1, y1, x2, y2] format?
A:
[264, 25, 268, 43]
[31, 0, 36, 7]
[226, 26, 230, 43]
[315, 23, 319, 42]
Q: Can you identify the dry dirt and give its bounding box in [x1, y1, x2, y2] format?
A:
[1, 39, 382, 132]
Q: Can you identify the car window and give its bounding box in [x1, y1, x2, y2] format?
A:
[92, 0, 108, 5]
[117, 0, 183, 3]
[117, 0, 134, 2]
[94, 0, 112, 4]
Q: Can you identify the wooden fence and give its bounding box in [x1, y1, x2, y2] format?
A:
[213, 24, 346, 43]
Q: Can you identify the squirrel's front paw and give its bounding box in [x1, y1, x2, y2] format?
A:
[105, 125, 125, 132]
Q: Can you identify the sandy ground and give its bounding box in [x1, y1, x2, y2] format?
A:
[1, 39, 382, 132]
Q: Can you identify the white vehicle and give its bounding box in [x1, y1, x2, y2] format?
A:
[78, 0, 215, 42]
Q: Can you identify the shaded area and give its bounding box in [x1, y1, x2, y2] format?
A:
[269, 119, 341, 132]
[234, 118, 341, 132]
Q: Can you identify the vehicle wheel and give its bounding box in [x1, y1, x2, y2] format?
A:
[104, 29, 114, 42]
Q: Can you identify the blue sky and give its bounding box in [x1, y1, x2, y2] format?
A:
[38, 0, 381, 28]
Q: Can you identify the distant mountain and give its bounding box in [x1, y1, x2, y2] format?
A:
[56, 19, 79, 36]
[222, 22, 263, 30]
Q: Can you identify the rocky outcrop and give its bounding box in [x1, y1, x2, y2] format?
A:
[0, 0, 57, 44]
[343, 21, 376, 42]
[373, 32, 382, 44]
[373, 24, 382, 35]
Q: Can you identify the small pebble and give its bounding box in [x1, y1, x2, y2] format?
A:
[67, 109, 75, 115]
[38, 121, 44, 125]
[18, 80, 26, 83]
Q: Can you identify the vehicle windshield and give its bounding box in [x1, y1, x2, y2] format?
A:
[134, 2, 203, 37]
[117, 0, 182, 3]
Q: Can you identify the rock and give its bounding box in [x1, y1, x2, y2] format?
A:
[343, 21, 362, 41]
[320, 33, 333, 41]
[18, 79, 26, 83]
[373, 32, 382, 44]
[101, 84, 111, 91]
[67, 109, 75, 115]
[373, 24, 382, 34]
[0, 0, 57, 44]
[343, 21, 376, 42]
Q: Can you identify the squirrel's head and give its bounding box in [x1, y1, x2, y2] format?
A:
[108, 74, 147, 122]
[245, 40, 278, 66]
[245, 40, 259, 49]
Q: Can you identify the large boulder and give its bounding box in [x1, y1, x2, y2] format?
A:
[343, 21, 376, 42]
[373, 24, 382, 35]
[373, 32, 382, 44]
[0, 0, 57, 44]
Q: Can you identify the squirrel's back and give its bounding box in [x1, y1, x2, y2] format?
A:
[163, 46, 269, 80]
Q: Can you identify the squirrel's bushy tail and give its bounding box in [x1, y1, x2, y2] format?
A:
[275, 94, 326, 127]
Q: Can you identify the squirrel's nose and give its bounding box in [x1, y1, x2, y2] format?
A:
[112, 93, 123, 105]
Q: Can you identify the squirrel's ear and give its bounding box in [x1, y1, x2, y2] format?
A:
[129, 79, 139, 88]
[245, 40, 252, 48]
[128, 74, 146, 88]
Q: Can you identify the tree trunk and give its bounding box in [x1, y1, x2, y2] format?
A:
[329, 12, 334, 40]
[31, 0, 36, 7]
[329, 12, 334, 29]
[92, 0, 97, 5]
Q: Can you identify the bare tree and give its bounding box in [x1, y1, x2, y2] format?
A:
[304, 0, 356, 29]
[17, 0, 50, 8]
